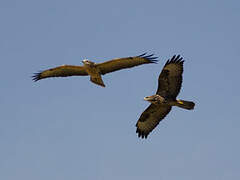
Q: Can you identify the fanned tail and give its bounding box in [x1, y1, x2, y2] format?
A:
[90, 75, 105, 87]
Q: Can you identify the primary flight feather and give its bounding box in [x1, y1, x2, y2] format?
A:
[136, 55, 195, 139]
[32, 53, 158, 87]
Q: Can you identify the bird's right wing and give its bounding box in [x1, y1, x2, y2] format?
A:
[32, 65, 88, 81]
[96, 53, 158, 75]
[156, 55, 184, 99]
[136, 104, 172, 139]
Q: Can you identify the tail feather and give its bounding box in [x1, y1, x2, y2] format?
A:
[90, 75, 105, 87]
[175, 99, 195, 110]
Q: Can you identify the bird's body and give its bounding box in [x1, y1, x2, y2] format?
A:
[82, 60, 105, 87]
[143, 94, 194, 109]
[32, 53, 158, 87]
[136, 55, 195, 139]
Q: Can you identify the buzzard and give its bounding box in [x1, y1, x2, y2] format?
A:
[32, 53, 157, 87]
[136, 55, 195, 139]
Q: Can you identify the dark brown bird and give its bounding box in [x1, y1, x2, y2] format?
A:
[32, 53, 158, 87]
[136, 55, 195, 139]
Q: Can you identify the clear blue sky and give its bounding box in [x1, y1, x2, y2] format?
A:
[1, 0, 240, 179]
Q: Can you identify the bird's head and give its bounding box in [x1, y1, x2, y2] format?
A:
[82, 59, 94, 66]
[144, 95, 165, 104]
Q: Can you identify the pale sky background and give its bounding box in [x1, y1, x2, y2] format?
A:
[1, 0, 240, 179]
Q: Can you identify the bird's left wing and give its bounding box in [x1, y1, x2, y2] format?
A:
[32, 65, 88, 81]
[136, 104, 172, 139]
[96, 53, 158, 75]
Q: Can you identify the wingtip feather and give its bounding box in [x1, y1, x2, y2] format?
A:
[32, 71, 42, 82]
[165, 54, 184, 66]
[136, 127, 149, 139]
[138, 52, 158, 63]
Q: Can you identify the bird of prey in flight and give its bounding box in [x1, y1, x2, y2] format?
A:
[32, 53, 158, 87]
[136, 55, 195, 139]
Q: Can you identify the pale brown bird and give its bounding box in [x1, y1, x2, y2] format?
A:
[32, 53, 158, 87]
[136, 55, 195, 139]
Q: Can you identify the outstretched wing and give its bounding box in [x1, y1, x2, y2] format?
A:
[136, 104, 172, 139]
[96, 53, 158, 75]
[32, 65, 88, 81]
[156, 55, 184, 99]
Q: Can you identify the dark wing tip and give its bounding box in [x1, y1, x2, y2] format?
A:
[165, 54, 184, 66]
[138, 52, 158, 63]
[136, 128, 149, 139]
[32, 71, 42, 82]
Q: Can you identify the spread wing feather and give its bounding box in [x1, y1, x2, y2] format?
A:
[136, 104, 172, 139]
[96, 53, 158, 75]
[32, 65, 88, 81]
[156, 55, 184, 99]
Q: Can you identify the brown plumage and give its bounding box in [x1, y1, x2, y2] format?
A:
[136, 55, 195, 139]
[32, 53, 158, 87]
